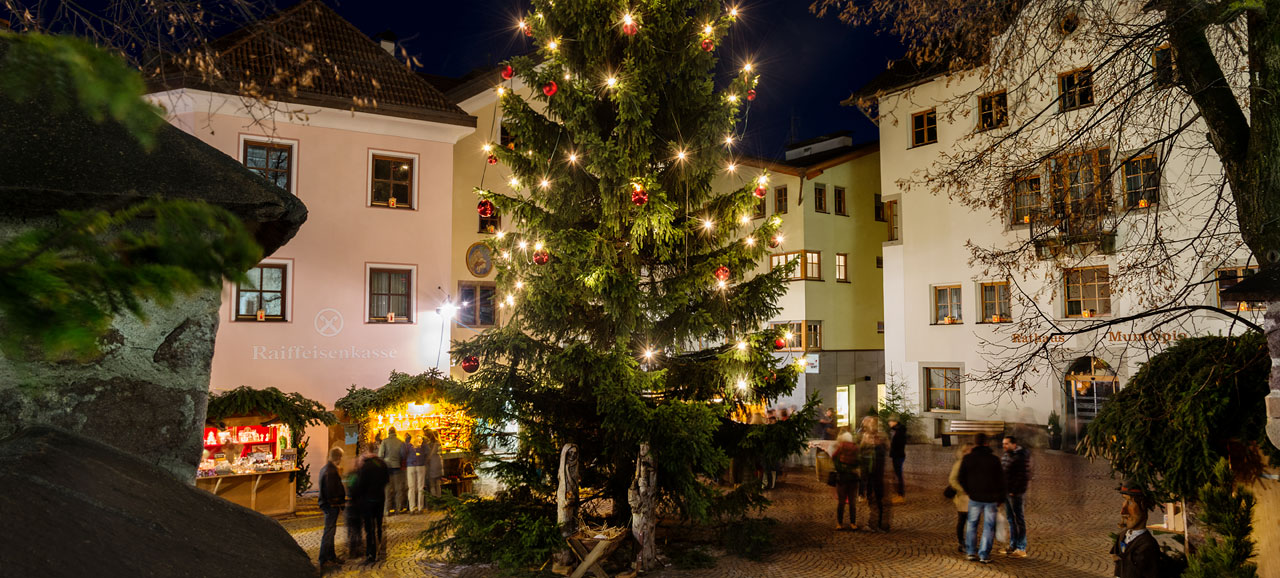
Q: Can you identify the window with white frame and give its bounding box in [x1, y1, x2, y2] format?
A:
[369, 151, 417, 209]
[235, 262, 289, 321]
[835, 253, 848, 282]
[933, 285, 962, 324]
[1064, 266, 1110, 318]
[368, 266, 414, 322]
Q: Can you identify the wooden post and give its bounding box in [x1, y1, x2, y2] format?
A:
[629, 442, 657, 572]
[553, 443, 580, 574]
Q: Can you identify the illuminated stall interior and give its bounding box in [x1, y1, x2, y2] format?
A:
[369, 400, 473, 452]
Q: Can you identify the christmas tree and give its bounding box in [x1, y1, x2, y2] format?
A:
[449, 0, 813, 568]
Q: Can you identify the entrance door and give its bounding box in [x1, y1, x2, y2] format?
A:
[1064, 356, 1118, 450]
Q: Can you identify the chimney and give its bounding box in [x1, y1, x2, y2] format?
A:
[374, 30, 397, 56]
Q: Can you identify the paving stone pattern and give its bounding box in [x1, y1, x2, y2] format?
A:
[280, 445, 1121, 577]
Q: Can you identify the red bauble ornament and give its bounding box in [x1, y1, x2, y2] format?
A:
[543, 81, 558, 96]
[487, 154, 498, 165]
[700, 38, 715, 52]
[753, 185, 767, 198]
[533, 249, 550, 265]
[461, 355, 480, 373]
[522, 25, 533, 37]
[631, 184, 648, 206]
[747, 89, 757, 101]
[714, 265, 731, 281]
[477, 200, 496, 218]
[622, 22, 638, 36]
[773, 337, 786, 350]
[769, 236, 781, 249]
[502, 65, 514, 80]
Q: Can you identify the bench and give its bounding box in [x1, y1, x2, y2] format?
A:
[939, 420, 1006, 446]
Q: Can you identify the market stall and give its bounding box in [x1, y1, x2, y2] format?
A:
[333, 371, 478, 496]
[198, 386, 336, 516]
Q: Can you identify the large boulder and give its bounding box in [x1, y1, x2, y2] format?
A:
[0, 426, 317, 578]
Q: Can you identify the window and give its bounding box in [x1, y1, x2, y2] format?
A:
[1049, 147, 1111, 236]
[1059, 68, 1094, 111]
[770, 321, 804, 350]
[806, 321, 823, 350]
[814, 183, 828, 213]
[911, 109, 938, 146]
[835, 253, 848, 282]
[479, 211, 501, 233]
[980, 281, 1011, 323]
[1153, 45, 1176, 88]
[369, 268, 412, 322]
[834, 186, 847, 216]
[876, 321, 885, 334]
[925, 367, 962, 412]
[876, 256, 883, 268]
[978, 91, 1008, 131]
[1064, 266, 1110, 317]
[874, 193, 884, 221]
[885, 200, 900, 241]
[1011, 175, 1041, 225]
[235, 263, 287, 321]
[371, 154, 414, 209]
[753, 194, 767, 219]
[805, 251, 821, 279]
[771, 251, 821, 281]
[770, 321, 821, 351]
[1217, 266, 1266, 311]
[775, 186, 788, 214]
[1058, 12, 1080, 35]
[1122, 154, 1159, 209]
[243, 141, 293, 192]
[934, 285, 962, 324]
[458, 282, 497, 327]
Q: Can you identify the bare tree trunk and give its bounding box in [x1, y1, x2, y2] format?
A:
[553, 443, 580, 573]
[629, 442, 658, 573]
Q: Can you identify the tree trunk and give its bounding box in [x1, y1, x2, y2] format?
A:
[628, 442, 658, 573]
[553, 443, 580, 574]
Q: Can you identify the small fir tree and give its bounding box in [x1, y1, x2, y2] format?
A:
[447, 0, 810, 562]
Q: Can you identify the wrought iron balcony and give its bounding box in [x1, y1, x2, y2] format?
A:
[1028, 205, 1118, 259]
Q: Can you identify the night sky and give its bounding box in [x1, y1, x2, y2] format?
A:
[332, 0, 903, 159]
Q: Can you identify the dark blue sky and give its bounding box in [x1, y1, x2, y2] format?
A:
[333, 0, 903, 159]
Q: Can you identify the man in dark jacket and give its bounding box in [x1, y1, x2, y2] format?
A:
[957, 433, 1005, 563]
[348, 451, 390, 563]
[1001, 435, 1032, 557]
[317, 447, 346, 566]
[1111, 479, 1159, 578]
[887, 416, 908, 501]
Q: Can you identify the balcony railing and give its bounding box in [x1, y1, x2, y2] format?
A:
[1028, 205, 1118, 259]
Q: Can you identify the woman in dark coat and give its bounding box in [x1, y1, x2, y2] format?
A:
[831, 431, 861, 530]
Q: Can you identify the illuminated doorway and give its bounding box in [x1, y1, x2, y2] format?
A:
[1064, 356, 1118, 451]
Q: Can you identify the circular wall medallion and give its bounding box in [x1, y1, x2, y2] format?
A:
[466, 242, 494, 277]
[314, 308, 344, 337]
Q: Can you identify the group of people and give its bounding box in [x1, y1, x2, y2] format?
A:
[314, 427, 445, 567]
[947, 432, 1032, 564]
[827, 415, 909, 532]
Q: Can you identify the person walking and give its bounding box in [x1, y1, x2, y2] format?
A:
[348, 451, 390, 563]
[831, 431, 860, 531]
[403, 434, 427, 514]
[859, 416, 890, 532]
[887, 415, 908, 502]
[378, 427, 407, 516]
[958, 432, 1005, 564]
[317, 447, 346, 567]
[1001, 435, 1032, 558]
[946, 444, 972, 553]
[425, 429, 444, 500]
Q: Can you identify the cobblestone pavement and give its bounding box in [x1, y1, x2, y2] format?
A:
[280, 445, 1120, 577]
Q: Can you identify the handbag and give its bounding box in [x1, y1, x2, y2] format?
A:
[827, 471, 839, 486]
[943, 485, 957, 499]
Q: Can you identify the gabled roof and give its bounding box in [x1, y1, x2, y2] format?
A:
[152, 0, 474, 127]
[737, 141, 880, 179]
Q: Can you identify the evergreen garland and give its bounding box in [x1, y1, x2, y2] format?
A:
[206, 386, 337, 494]
[1081, 332, 1279, 503]
[333, 370, 451, 453]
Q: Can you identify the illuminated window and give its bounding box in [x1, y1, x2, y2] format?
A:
[1058, 68, 1094, 111]
[1217, 266, 1266, 311]
[235, 263, 287, 321]
[458, 282, 497, 327]
[911, 109, 937, 146]
[771, 251, 822, 281]
[980, 281, 1011, 323]
[925, 367, 962, 412]
[934, 285, 962, 324]
[1049, 147, 1111, 236]
[1011, 175, 1041, 226]
[371, 154, 415, 209]
[806, 321, 823, 350]
[1122, 154, 1159, 209]
[835, 253, 848, 282]
[1064, 266, 1110, 318]
[770, 321, 805, 350]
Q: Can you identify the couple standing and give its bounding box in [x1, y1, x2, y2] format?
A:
[378, 427, 444, 515]
[951, 432, 1031, 564]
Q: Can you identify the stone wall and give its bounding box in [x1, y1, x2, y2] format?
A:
[0, 237, 222, 481]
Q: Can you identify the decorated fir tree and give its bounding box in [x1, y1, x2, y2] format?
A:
[447, 0, 814, 568]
